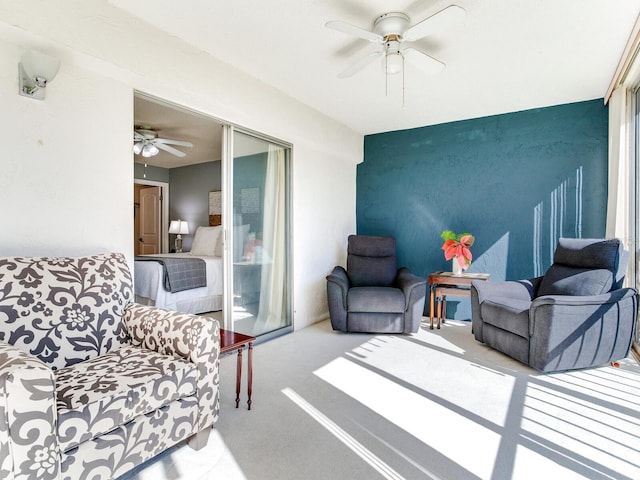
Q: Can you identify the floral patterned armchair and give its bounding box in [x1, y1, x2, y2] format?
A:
[0, 253, 220, 480]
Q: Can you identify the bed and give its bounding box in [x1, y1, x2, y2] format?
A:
[134, 226, 224, 314]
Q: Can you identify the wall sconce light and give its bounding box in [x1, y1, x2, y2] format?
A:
[19, 50, 60, 100]
[168, 220, 189, 253]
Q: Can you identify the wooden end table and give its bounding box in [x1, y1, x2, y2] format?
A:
[219, 329, 255, 410]
[428, 271, 490, 329]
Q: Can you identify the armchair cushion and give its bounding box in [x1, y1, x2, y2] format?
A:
[55, 345, 197, 453]
[346, 235, 397, 287]
[481, 296, 531, 338]
[0, 253, 132, 370]
[348, 287, 405, 313]
[536, 238, 622, 297]
[537, 265, 613, 297]
[552, 237, 623, 269]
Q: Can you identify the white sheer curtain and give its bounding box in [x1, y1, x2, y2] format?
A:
[605, 87, 633, 248]
[606, 14, 640, 348]
[253, 145, 287, 334]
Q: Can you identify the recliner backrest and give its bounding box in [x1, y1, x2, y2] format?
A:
[346, 235, 397, 287]
[536, 238, 625, 297]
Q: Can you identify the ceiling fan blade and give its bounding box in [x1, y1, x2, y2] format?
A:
[155, 143, 187, 157]
[404, 48, 445, 75]
[404, 5, 466, 42]
[133, 132, 145, 141]
[338, 51, 383, 78]
[154, 138, 193, 147]
[326, 20, 382, 42]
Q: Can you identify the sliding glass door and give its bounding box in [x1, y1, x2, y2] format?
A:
[223, 128, 291, 337]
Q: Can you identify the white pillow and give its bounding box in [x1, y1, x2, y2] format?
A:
[190, 226, 222, 256]
[215, 232, 224, 257]
[210, 224, 250, 259]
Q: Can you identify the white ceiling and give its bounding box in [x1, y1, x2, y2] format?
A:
[134, 95, 222, 168]
[134, 95, 275, 168]
[119, 0, 640, 137]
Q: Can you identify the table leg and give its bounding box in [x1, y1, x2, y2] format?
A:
[429, 286, 435, 330]
[247, 341, 253, 410]
[235, 346, 243, 408]
[436, 296, 442, 329]
[442, 297, 447, 325]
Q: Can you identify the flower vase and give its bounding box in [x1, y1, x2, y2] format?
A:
[452, 259, 463, 275]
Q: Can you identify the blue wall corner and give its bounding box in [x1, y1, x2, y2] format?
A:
[358, 99, 609, 319]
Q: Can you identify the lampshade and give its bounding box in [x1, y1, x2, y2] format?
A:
[133, 142, 143, 155]
[169, 220, 189, 235]
[142, 144, 159, 157]
[384, 52, 403, 75]
[21, 50, 60, 85]
[19, 50, 61, 100]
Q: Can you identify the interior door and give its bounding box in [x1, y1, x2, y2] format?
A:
[139, 186, 161, 254]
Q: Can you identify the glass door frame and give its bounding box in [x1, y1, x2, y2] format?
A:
[221, 124, 293, 337]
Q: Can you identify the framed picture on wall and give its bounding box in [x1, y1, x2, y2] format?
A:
[209, 191, 221, 226]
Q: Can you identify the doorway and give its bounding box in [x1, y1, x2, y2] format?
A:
[134, 180, 169, 255]
[132, 93, 292, 338]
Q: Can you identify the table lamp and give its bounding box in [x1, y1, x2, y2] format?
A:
[169, 220, 189, 252]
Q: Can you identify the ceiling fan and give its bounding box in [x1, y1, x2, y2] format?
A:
[133, 126, 193, 158]
[326, 5, 466, 79]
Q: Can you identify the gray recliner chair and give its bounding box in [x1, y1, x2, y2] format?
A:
[471, 238, 638, 372]
[326, 235, 427, 333]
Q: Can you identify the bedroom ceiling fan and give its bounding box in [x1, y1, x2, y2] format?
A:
[133, 126, 193, 158]
[326, 5, 466, 81]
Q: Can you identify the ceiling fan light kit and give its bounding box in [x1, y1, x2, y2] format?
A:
[133, 126, 193, 159]
[326, 4, 466, 103]
[383, 38, 403, 75]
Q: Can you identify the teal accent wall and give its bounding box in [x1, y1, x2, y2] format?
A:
[358, 99, 609, 319]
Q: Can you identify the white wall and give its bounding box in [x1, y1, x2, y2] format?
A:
[0, 39, 133, 258]
[0, 1, 361, 329]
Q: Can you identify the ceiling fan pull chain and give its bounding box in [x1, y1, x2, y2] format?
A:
[385, 54, 389, 98]
[402, 55, 405, 108]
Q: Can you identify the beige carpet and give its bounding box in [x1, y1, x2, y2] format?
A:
[120, 319, 640, 480]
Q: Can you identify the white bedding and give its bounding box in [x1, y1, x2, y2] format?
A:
[134, 253, 224, 314]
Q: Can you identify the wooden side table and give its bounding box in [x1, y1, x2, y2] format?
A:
[220, 329, 255, 410]
[428, 271, 490, 329]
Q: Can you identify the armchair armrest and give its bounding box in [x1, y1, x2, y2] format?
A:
[326, 266, 349, 331]
[529, 288, 638, 372]
[471, 278, 540, 342]
[0, 342, 59, 480]
[472, 279, 538, 303]
[123, 303, 220, 430]
[326, 266, 349, 305]
[396, 268, 427, 333]
[396, 267, 427, 308]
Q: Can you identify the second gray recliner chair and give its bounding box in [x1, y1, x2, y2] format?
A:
[471, 238, 638, 372]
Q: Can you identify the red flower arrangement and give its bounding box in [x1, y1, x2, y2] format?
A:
[441, 230, 475, 271]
